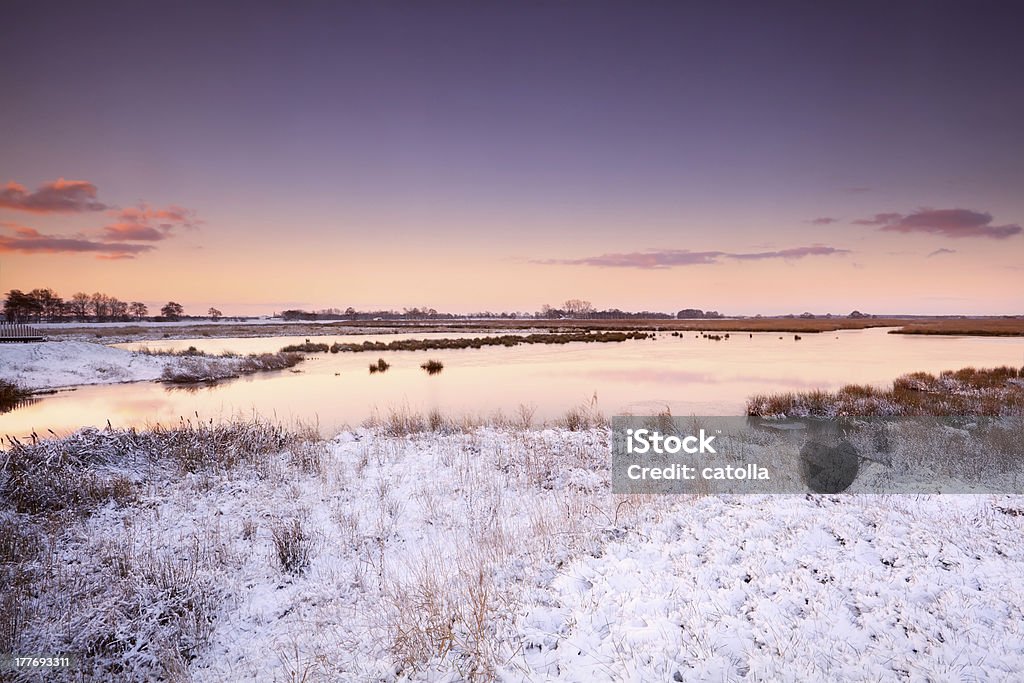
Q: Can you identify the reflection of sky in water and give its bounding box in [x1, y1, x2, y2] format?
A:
[3, 327, 1022, 440]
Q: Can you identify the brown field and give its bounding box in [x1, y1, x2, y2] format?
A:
[887, 318, 1024, 336]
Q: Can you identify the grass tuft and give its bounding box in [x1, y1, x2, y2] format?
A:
[421, 359, 444, 375]
[0, 379, 33, 414]
[271, 518, 314, 575]
[369, 358, 391, 374]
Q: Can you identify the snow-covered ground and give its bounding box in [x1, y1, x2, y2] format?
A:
[0, 341, 297, 390]
[0, 341, 172, 389]
[6, 425, 1022, 681]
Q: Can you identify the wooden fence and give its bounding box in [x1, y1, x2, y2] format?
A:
[0, 323, 45, 342]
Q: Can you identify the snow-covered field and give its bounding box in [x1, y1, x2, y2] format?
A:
[0, 341, 299, 390]
[4, 423, 1022, 681]
[0, 341, 172, 389]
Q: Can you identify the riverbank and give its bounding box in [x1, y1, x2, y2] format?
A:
[2, 418, 1022, 681]
[0, 341, 303, 390]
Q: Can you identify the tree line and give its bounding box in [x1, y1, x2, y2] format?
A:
[3, 288, 191, 323]
[280, 300, 679, 321]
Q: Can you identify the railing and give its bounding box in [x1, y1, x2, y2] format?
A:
[0, 323, 46, 342]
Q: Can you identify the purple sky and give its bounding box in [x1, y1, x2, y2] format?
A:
[1, 1, 1022, 314]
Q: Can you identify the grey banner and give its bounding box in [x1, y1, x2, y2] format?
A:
[611, 415, 1024, 494]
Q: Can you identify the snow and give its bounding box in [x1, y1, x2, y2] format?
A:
[0, 341, 293, 390]
[0, 341, 170, 389]
[19, 426, 1023, 681]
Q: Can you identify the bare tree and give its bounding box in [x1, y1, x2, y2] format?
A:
[208, 307, 223, 320]
[69, 292, 91, 321]
[563, 299, 594, 318]
[90, 292, 111, 321]
[129, 302, 148, 320]
[109, 298, 129, 321]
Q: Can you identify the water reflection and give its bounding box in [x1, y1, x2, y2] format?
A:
[0, 396, 38, 415]
[2, 327, 1021, 439]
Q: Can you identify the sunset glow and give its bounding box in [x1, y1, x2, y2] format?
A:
[2, 2, 1021, 315]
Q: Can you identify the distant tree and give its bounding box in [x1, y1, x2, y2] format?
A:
[563, 299, 594, 318]
[29, 288, 63, 321]
[129, 302, 148, 320]
[208, 307, 223, 320]
[539, 304, 565, 319]
[109, 298, 129, 321]
[3, 290, 42, 323]
[90, 292, 111, 321]
[69, 292, 91, 321]
[280, 309, 313, 321]
[161, 301, 185, 321]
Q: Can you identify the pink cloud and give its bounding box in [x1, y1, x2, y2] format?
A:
[102, 204, 201, 242]
[0, 225, 154, 258]
[0, 178, 108, 213]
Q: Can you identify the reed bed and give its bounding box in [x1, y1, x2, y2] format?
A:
[747, 365, 1024, 417]
[280, 330, 652, 355]
[159, 352, 303, 383]
[420, 359, 444, 375]
[0, 380, 33, 413]
[280, 339, 332, 353]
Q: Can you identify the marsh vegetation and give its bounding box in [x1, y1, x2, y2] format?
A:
[747, 365, 1024, 417]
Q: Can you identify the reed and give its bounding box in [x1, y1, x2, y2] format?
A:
[0, 380, 32, 413]
[747, 365, 1024, 417]
[421, 359, 444, 375]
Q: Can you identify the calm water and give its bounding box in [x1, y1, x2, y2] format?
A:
[3, 328, 1022, 438]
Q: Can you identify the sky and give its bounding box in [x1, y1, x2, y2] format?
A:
[1, 1, 1022, 316]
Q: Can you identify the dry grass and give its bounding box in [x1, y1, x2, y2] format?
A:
[369, 358, 390, 374]
[559, 393, 607, 431]
[747, 365, 1024, 417]
[280, 340, 331, 353]
[0, 379, 33, 413]
[1, 418, 292, 514]
[890, 318, 1024, 336]
[421, 359, 445, 375]
[0, 417, 306, 680]
[324, 330, 652, 355]
[271, 518, 315, 575]
[135, 344, 236, 357]
[159, 351, 302, 383]
[380, 556, 498, 681]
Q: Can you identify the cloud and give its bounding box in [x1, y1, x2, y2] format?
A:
[854, 208, 1022, 239]
[0, 225, 154, 259]
[536, 245, 850, 269]
[0, 178, 200, 258]
[852, 212, 902, 226]
[729, 246, 850, 261]
[103, 224, 168, 241]
[0, 178, 108, 213]
[808, 217, 839, 225]
[927, 248, 957, 258]
[845, 186, 872, 193]
[102, 204, 200, 242]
